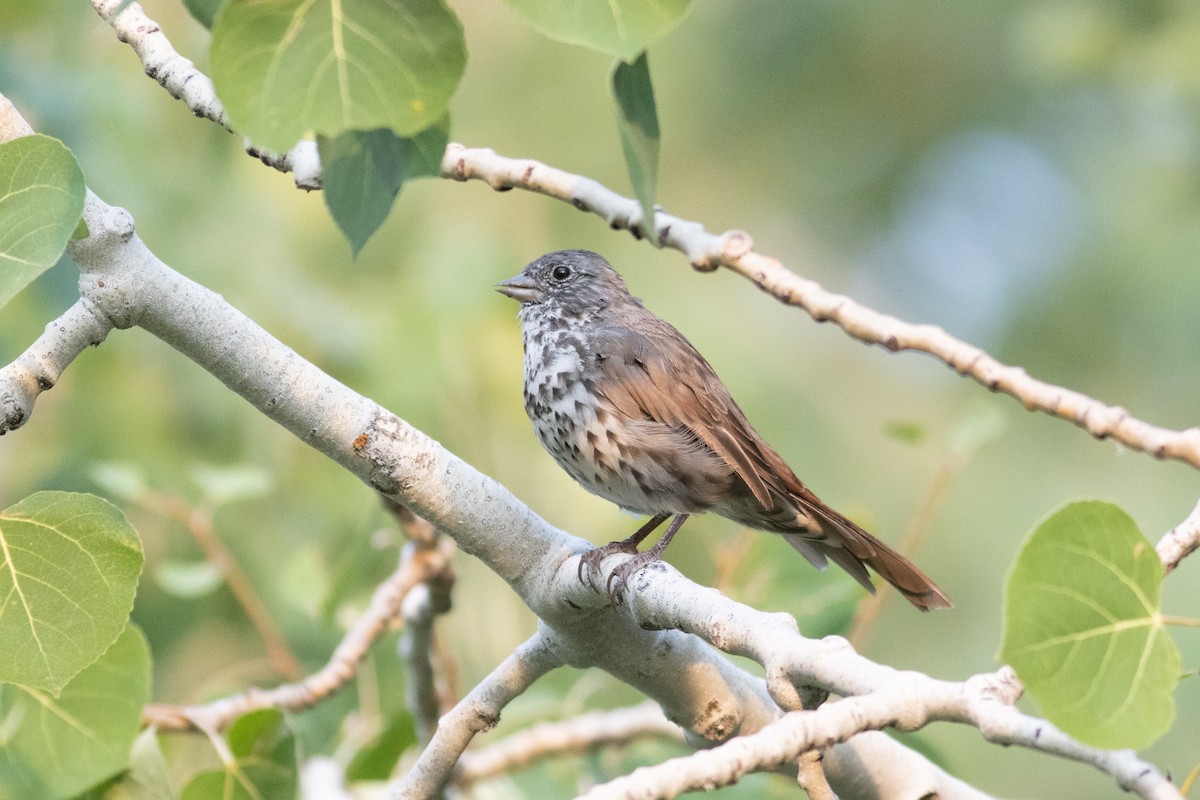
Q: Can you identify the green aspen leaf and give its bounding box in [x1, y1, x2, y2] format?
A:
[0, 492, 143, 693]
[1000, 500, 1178, 749]
[0, 625, 152, 800]
[180, 710, 297, 800]
[318, 117, 449, 255]
[210, 0, 466, 153]
[95, 727, 177, 800]
[0, 135, 85, 310]
[344, 712, 416, 780]
[183, 0, 223, 29]
[612, 53, 659, 235]
[503, 0, 693, 61]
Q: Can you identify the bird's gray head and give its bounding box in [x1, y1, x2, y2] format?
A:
[496, 250, 633, 314]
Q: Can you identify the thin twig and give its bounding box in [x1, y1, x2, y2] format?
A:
[384, 498, 458, 743]
[1157, 497, 1200, 574]
[390, 630, 566, 799]
[453, 702, 684, 787]
[0, 297, 114, 435]
[143, 537, 455, 731]
[89, 0, 321, 189]
[130, 490, 302, 681]
[796, 749, 835, 800]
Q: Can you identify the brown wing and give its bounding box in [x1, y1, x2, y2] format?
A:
[591, 315, 952, 612]
[589, 319, 778, 510]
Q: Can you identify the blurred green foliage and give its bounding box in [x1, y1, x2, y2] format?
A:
[2, 0, 1200, 796]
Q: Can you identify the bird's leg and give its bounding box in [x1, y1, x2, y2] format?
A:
[607, 514, 690, 604]
[578, 512, 671, 589]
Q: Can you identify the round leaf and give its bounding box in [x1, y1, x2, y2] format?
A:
[1000, 500, 1178, 749]
[612, 53, 660, 231]
[210, 0, 466, 153]
[181, 709, 297, 800]
[0, 135, 85, 310]
[0, 492, 144, 693]
[319, 117, 450, 255]
[0, 625, 152, 799]
[503, 0, 694, 61]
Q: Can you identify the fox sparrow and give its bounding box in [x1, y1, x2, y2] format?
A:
[497, 249, 950, 610]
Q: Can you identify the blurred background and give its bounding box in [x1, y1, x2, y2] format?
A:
[2, 0, 1200, 797]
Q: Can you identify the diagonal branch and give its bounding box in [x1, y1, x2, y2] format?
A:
[0, 297, 114, 435]
[1157, 497, 1200, 574]
[392, 629, 565, 799]
[440, 144, 1200, 473]
[89, 0, 321, 189]
[143, 536, 456, 731]
[453, 701, 684, 787]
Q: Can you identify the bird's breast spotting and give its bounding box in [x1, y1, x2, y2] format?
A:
[520, 313, 614, 492]
[519, 309, 732, 516]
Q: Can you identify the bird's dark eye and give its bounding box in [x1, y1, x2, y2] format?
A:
[551, 265, 572, 281]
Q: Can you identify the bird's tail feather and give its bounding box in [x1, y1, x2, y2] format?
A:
[785, 496, 952, 612]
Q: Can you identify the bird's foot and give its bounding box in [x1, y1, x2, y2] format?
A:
[604, 550, 664, 605]
[577, 539, 641, 592]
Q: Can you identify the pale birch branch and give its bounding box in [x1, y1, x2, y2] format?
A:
[142, 536, 455, 731]
[1157, 497, 1200, 574]
[89, 0, 321, 189]
[453, 702, 684, 787]
[3, 94, 790, 784]
[392, 629, 565, 798]
[0, 297, 114, 435]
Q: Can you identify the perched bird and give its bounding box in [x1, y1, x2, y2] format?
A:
[497, 250, 950, 610]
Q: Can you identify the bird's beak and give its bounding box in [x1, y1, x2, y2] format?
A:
[496, 273, 544, 304]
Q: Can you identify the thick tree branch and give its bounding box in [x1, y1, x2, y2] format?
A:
[2, 94, 791, 782]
